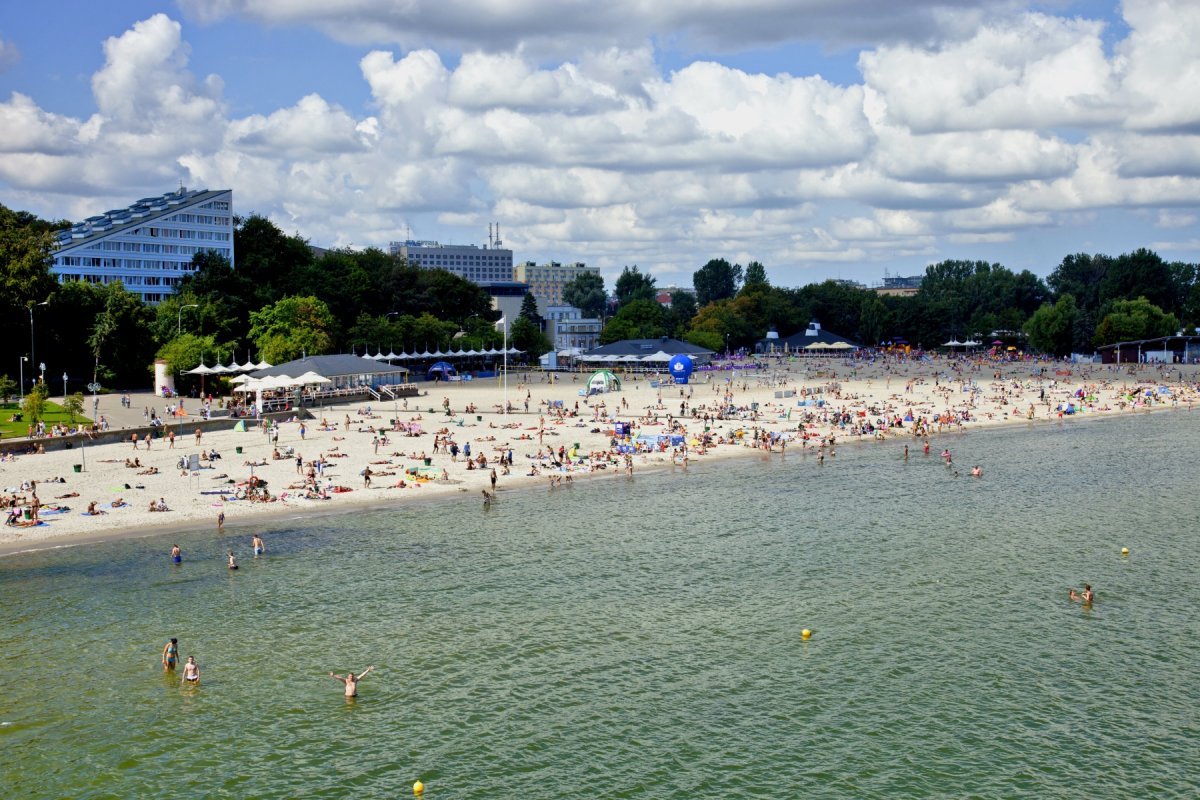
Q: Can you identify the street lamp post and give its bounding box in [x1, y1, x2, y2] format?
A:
[177, 303, 199, 335]
[63, 373, 69, 405]
[29, 301, 48, 391]
[19, 356, 27, 403]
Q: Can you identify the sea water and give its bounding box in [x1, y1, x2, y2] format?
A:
[1, 412, 1198, 798]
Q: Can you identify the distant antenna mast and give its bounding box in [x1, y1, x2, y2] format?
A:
[494, 222, 502, 248]
[488, 223, 494, 249]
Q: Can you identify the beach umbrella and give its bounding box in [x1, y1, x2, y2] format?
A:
[384, 350, 399, 361]
[229, 374, 253, 385]
[255, 360, 272, 370]
[295, 371, 331, 385]
[186, 363, 215, 375]
[641, 350, 673, 362]
[209, 363, 231, 374]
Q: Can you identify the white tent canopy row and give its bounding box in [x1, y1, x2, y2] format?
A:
[365, 347, 523, 359]
[187, 359, 273, 375]
[231, 372, 332, 392]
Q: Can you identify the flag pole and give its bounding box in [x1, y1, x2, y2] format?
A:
[503, 320, 508, 416]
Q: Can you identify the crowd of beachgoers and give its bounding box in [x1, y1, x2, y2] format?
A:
[2, 353, 1196, 553]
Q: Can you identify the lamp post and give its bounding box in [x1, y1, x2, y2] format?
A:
[19, 356, 27, 403]
[177, 303, 199, 335]
[29, 301, 48, 391]
[62, 372, 68, 405]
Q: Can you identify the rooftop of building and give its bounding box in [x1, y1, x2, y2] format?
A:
[53, 188, 230, 252]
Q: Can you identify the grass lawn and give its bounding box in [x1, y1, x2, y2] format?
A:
[0, 402, 93, 440]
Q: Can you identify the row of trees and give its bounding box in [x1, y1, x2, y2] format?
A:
[576, 250, 1197, 357]
[3, 195, 1198, 402]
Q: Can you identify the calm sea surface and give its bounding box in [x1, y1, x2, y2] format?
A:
[2, 411, 1199, 798]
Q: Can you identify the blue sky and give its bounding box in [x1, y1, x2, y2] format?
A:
[2, 0, 1198, 289]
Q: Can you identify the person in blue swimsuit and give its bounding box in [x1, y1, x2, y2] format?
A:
[162, 638, 178, 671]
[171, 544, 181, 563]
[252, 535, 265, 556]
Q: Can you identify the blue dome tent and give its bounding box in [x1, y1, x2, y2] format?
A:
[426, 361, 457, 380]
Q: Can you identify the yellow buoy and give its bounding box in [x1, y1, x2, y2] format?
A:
[413, 779, 425, 795]
[801, 628, 812, 640]
[1121, 547, 1129, 556]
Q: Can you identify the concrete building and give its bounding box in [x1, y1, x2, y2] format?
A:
[481, 281, 530, 334]
[543, 305, 602, 352]
[51, 188, 234, 303]
[873, 273, 922, 297]
[390, 239, 514, 285]
[513, 261, 599, 306]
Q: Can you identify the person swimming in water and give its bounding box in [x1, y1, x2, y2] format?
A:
[181, 656, 200, 684]
[970, 465, 983, 477]
[1069, 584, 1095, 604]
[162, 638, 178, 671]
[329, 666, 374, 697]
[227, 551, 238, 570]
[171, 544, 181, 564]
[252, 535, 265, 555]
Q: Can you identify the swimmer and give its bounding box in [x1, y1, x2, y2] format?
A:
[329, 665, 374, 698]
[1069, 584, 1095, 604]
[171, 544, 182, 564]
[162, 637, 178, 671]
[227, 551, 238, 570]
[181, 656, 200, 684]
[970, 465, 982, 477]
[252, 535, 265, 555]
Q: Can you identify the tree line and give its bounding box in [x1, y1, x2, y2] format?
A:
[575, 251, 1199, 356]
[2, 198, 1197, 401]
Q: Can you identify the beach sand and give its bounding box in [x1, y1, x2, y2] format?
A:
[2, 357, 1194, 555]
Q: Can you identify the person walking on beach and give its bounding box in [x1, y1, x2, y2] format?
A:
[162, 638, 179, 671]
[490, 468, 497, 491]
[329, 666, 374, 697]
[217, 511, 225, 531]
[181, 656, 200, 685]
[363, 465, 373, 488]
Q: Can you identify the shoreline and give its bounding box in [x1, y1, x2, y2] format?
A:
[2, 359, 1194, 557]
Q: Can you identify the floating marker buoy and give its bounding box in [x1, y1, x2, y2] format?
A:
[414, 780, 425, 795]
[801, 629, 812, 640]
[1121, 547, 1129, 556]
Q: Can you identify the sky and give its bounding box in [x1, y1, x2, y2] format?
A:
[3, 0, 1200, 289]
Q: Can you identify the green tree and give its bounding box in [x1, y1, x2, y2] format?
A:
[1048, 253, 1108, 312]
[600, 299, 666, 343]
[614, 266, 656, 308]
[63, 392, 84, 423]
[694, 258, 743, 306]
[684, 329, 724, 352]
[1093, 297, 1178, 346]
[561, 272, 607, 319]
[248, 296, 337, 363]
[511, 316, 552, 359]
[80, 282, 155, 385]
[0, 374, 16, 404]
[21, 381, 48, 425]
[519, 292, 542, 326]
[741, 261, 769, 293]
[858, 296, 890, 347]
[665, 290, 698, 337]
[1098, 248, 1179, 314]
[1024, 294, 1080, 356]
[155, 332, 233, 377]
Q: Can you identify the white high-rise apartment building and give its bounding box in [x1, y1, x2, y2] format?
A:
[51, 188, 234, 304]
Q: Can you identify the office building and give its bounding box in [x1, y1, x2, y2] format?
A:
[513, 261, 599, 306]
[51, 188, 234, 304]
[390, 239, 514, 285]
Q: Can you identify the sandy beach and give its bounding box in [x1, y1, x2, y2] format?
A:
[2, 356, 1195, 555]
